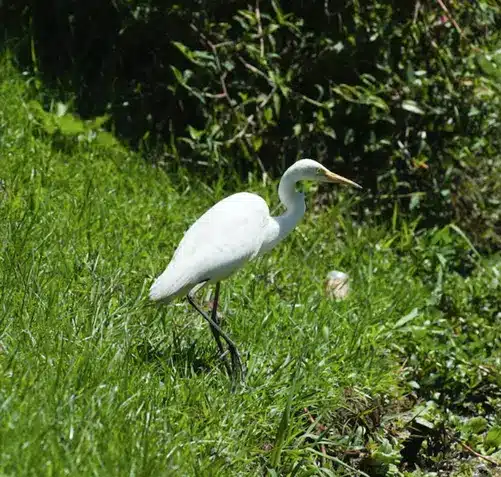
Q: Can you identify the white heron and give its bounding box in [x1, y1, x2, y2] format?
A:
[149, 159, 361, 384]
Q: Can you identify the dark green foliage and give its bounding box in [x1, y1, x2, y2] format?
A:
[2, 1, 501, 248]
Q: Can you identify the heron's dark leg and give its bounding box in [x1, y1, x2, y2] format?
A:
[210, 283, 226, 357]
[187, 283, 229, 376]
[187, 282, 227, 365]
[187, 284, 243, 385]
[209, 283, 245, 385]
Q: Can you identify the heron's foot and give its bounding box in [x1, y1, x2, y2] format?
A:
[187, 287, 243, 386]
[228, 344, 245, 391]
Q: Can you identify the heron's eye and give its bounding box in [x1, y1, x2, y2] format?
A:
[316, 168, 324, 176]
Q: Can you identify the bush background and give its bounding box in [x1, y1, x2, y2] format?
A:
[3, 1, 501, 250]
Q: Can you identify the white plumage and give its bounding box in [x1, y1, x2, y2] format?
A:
[149, 159, 361, 383]
[149, 192, 269, 302]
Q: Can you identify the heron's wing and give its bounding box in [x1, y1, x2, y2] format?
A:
[150, 192, 270, 301]
[174, 192, 269, 269]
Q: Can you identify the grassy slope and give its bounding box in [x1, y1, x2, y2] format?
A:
[1, 62, 500, 475]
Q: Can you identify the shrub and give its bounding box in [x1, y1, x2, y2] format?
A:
[2, 0, 501, 248]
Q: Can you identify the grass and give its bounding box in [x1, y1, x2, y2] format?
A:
[1, 59, 500, 476]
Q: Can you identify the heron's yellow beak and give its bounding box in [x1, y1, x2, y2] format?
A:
[324, 170, 362, 189]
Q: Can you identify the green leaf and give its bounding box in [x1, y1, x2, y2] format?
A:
[271, 0, 285, 24]
[56, 115, 86, 135]
[252, 136, 262, 152]
[170, 65, 185, 85]
[394, 308, 419, 328]
[273, 93, 281, 117]
[462, 417, 488, 435]
[401, 100, 425, 115]
[95, 131, 122, 149]
[89, 114, 111, 129]
[409, 193, 421, 211]
[55, 102, 69, 117]
[485, 426, 501, 450]
[172, 41, 194, 61]
[372, 438, 402, 465]
[188, 126, 203, 140]
[264, 107, 273, 123]
[415, 417, 434, 430]
[332, 84, 389, 111]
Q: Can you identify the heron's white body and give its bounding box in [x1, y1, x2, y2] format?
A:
[150, 192, 267, 301]
[149, 159, 359, 303]
[149, 191, 304, 302]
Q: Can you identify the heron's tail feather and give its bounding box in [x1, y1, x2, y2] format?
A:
[149, 268, 193, 303]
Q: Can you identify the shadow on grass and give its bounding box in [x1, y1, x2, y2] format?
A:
[133, 338, 223, 378]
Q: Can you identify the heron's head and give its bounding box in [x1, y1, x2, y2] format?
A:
[292, 159, 362, 188]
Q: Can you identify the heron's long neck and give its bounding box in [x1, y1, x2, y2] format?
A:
[260, 169, 306, 254]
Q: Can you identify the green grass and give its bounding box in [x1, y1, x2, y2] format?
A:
[1, 59, 500, 476]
